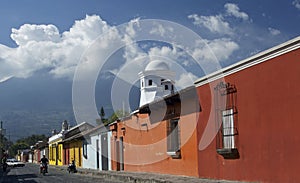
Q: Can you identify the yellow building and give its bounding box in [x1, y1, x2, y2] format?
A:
[48, 120, 69, 166]
[48, 133, 64, 166]
[60, 122, 94, 167]
[63, 137, 83, 167]
[48, 121, 93, 167]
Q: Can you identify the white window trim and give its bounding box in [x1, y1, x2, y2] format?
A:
[222, 109, 235, 149]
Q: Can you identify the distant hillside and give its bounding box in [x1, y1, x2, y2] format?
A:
[0, 72, 140, 141]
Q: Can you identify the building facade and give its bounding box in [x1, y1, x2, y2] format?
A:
[109, 36, 300, 183]
[195, 36, 300, 183]
[61, 122, 94, 167]
[82, 125, 112, 170]
[48, 121, 93, 167]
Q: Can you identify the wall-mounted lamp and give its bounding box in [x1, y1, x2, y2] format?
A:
[141, 123, 148, 131]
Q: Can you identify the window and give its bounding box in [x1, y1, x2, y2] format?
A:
[167, 118, 181, 158]
[214, 82, 239, 159]
[83, 140, 88, 159]
[222, 109, 235, 149]
[50, 146, 53, 160]
[58, 145, 61, 161]
[148, 79, 152, 86]
[164, 85, 169, 90]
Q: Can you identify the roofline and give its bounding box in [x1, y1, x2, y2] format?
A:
[81, 124, 108, 136]
[68, 121, 92, 131]
[194, 36, 300, 87]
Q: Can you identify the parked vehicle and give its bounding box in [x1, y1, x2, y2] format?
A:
[6, 158, 25, 167]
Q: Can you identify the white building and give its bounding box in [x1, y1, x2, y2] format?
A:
[138, 60, 175, 107]
[82, 125, 112, 170]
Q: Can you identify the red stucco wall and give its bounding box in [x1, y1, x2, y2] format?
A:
[197, 48, 300, 183]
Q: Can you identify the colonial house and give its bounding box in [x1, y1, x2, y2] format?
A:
[32, 140, 48, 164]
[82, 125, 112, 170]
[19, 149, 31, 162]
[194, 36, 300, 183]
[61, 121, 94, 168]
[48, 120, 68, 166]
[109, 60, 199, 175]
[109, 36, 300, 183]
[48, 120, 93, 167]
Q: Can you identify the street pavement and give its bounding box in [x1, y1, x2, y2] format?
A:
[0, 163, 247, 183]
[54, 165, 246, 183]
[0, 163, 122, 183]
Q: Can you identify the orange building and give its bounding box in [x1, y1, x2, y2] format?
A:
[110, 87, 200, 176]
[110, 36, 300, 183]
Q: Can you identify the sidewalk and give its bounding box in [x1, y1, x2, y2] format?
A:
[51, 165, 245, 183]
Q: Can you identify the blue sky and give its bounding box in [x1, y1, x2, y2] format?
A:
[0, 0, 299, 139]
[0, 0, 299, 84]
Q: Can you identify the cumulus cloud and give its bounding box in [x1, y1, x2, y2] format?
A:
[191, 38, 239, 73]
[293, 0, 300, 10]
[176, 73, 198, 89]
[0, 15, 119, 81]
[11, 24, 60, 46]
[148, 46, 184, 61]
[0, 14, 239, 91]
[188, 3, 249, 36]
[188, 14, 232, 35]
[268, 27, 281, 36]
[224, 3, 249, 20]
[149, 23, 174, 37]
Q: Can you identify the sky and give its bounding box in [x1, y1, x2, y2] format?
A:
[0, 0, 299, 86]
[0, 0, 299, 139]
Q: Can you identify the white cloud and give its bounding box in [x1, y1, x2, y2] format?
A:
[125, 18, 140, 38]
[11, 24, 60, 46]
[224, 3, 249, 20]
[188, 14, 232, 35]
[149, 23, 174, 37]
[191, 38, 239, 73]
[293, 0, 300, 10]
[148, 45, 184, 61]
[0, 14, 238, 90]
[176, 72, 198, 89]
[268, 27, 281, 36]
[0, 15, 121, 80]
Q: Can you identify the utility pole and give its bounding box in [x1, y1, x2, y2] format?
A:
[0, 121, 6, 159]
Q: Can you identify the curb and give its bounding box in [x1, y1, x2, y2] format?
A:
[50, 165, 246, 183]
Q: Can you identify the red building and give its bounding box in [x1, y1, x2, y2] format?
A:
[110, 36, 300, 183]
[195, 36, 300, 183]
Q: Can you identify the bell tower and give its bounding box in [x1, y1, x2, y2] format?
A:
[139, 60, 175, 107]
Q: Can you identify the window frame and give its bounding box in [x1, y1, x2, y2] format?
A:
[222, 108, 235, 149]
[166, 118, 181, 158]
[83, 140, 88, 159]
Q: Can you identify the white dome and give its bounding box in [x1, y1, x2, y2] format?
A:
[145, 60, 170, 71]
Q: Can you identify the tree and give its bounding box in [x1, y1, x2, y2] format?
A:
[100, 107, 106, 120]
[105, 110, 130, 125]
[96, 106, 108, 125]
[0, 134, 12, 154]
[8, 134, 48, 157]
[15, 134, 47, 146]
[8, 142, 28, 157]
